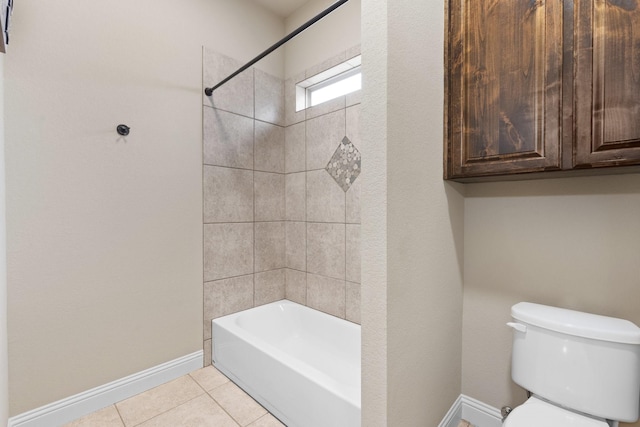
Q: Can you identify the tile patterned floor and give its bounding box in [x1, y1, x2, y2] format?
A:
[63, 366, 285, 427]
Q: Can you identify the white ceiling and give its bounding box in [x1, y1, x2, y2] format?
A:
[249, 0, 310, 17]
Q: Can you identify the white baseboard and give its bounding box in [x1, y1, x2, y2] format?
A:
[461, 395, 502, 427]
[439, 394, 502, 427]
[439, 394, 464, 427]
[8, 350, 203, 427]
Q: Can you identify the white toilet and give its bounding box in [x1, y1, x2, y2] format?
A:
[504, 302, 640, 427]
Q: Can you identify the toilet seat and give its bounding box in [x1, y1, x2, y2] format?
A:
[503, 396, 608, 427]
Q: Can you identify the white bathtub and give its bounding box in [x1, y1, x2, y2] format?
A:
[212, 300, 361, 427]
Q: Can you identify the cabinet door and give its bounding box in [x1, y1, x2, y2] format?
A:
[446, 0, 563, 179]
[575, 0, 640, 167]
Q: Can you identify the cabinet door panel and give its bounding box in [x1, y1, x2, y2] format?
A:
[575, 0, 640, 166]
[446, 0, 563, 179]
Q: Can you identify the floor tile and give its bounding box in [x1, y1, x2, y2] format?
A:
[63, 369, 284, 427]
[62, 405, 124, 427]
[209, 381, 267, 426]
[247, 413, 286, 427]
[189, 365, 230, 392]
[137, 394, 239, 427]
[116, 375, 204, 426]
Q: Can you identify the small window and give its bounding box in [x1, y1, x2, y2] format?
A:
[296, 55, 361, 111]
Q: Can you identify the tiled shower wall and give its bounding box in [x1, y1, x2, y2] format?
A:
[283, 47, 362, 323]
[202, 47, 361, 365]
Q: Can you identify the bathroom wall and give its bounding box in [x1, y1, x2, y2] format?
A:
[202, 48, 287, 366]
[361, 0, 465, 425]
[0, 53, 8, 427]
[462, 174, 640, 427]
[284, 0, 362, 78]
[4, 0, 284, 416]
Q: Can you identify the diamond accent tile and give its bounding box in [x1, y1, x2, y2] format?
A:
[325, 136, 361, 192]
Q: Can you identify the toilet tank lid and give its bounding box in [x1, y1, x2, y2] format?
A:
[511, 302, 640, 345]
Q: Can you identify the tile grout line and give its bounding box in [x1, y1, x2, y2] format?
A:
[303, 103, 308, 306]
[344, 104, 348, 319]
[204, 162, 290, 174]
[204, 391, 241, 427]
[113, 404, 126, 427]
[281, 79, 286, 310]
[283, 88, 288, 302]
[205, 386, 261, 427]
[302, 115, 309, 307]
[253, 69, 257, 311]
[189, 372, 242, 426]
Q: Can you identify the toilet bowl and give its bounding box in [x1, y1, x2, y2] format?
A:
[503, 396, 607, 427]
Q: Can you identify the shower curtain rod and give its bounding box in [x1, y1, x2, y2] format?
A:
[204, 0, 350, 96]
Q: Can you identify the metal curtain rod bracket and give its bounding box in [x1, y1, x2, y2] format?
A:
[204, 0, 350, 96]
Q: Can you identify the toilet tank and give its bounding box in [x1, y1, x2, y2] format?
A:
[509, 302, 640, 423]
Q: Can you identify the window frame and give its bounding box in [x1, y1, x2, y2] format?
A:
[295, 55, 362, 112]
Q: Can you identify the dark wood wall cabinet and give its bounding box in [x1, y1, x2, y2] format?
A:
[445, 0, 640, 181]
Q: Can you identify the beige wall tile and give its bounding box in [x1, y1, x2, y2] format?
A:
[307, 223, 345, 280]
[285, 122, 305, 173]
[255, 122, 284, 173]
[306, 170, 346, 223]
[63, 405, 123, 427]
[346, 224, 361, 283]
[285, 172, 306, 221]
[137, 394, 238, 427]
[255, 69, 284, 126]
[204, 166, 253, 223]
[254, 222, 285, 272]
[204, 223, 254, 281]
[345, 176, 361, 224]
[204, 107, 254, 169]
[209, 381, 267, 426]
[204, 274, 254, 339]
[346, 281, 361, 324]
[203, 48, 254, 117]
[306, 109, 346, 170]
[116, 376, 204, 427]
[255, 172, 285, 222]
[346, 104, 362, 153]
[285, 221, 306, 271]
[285, 268, 306, 305]
[284, 73, 306, 126]
[255, 269, 285, 306]
[307, 273, 346, 319]
[346, 90, 362, 107]
[346, 105, 362, 224]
